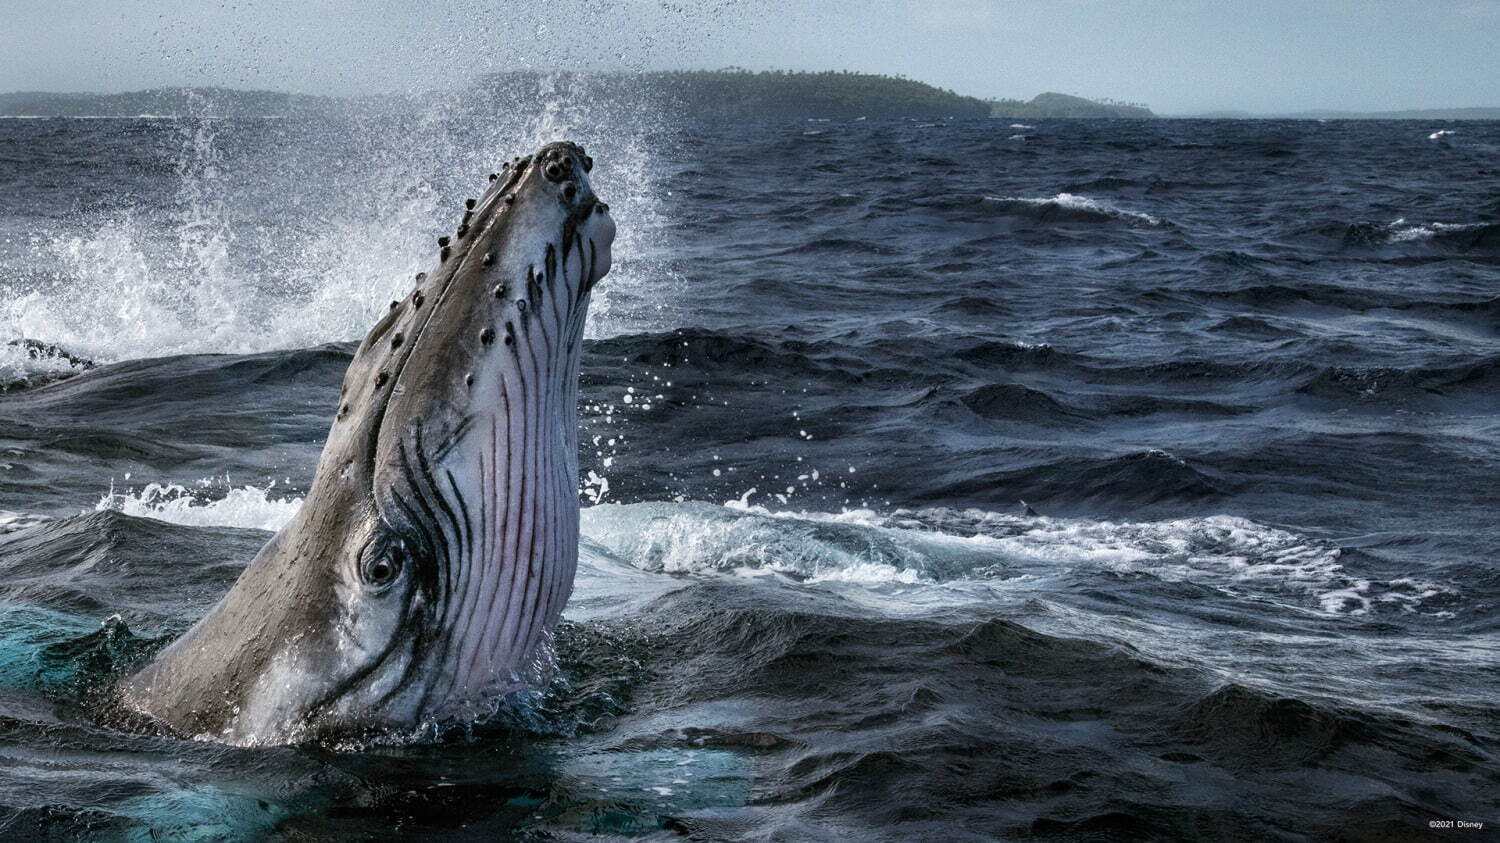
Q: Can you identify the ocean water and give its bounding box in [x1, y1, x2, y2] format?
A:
[0, 111, 1498, 840]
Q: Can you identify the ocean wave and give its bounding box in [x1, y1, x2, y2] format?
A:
[1186, 280, 1385, 310]
[0, 510, 50, 535]
[952, 338, 1068, 370]
[1167, 682, 1484, 777]
[959, 382, 1083, 425]
[94, 481, 302, 532]
[1401, 294, 1500, 324]
[1183, 282, 1500, 325]
[580, 501, 1455, 616]
[0, 340, 92, 391]
[1387, 219, 1493, 244]
[891, 507, 1459, 617]
[0, 509, 1483, 839]
[1297, 355, 1500, 400]
[588, 583, 1494, 838]
[1294, 218, 1500, 253]
[958, 382, 1246, 425]
[586, 327, 880, 379]
[982, 193, 1163, 226]
[1206, 315, 1299, 339]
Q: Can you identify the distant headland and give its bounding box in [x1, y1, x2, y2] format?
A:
[0, 71, 1155, 121]
[989, 92, 1153, 119]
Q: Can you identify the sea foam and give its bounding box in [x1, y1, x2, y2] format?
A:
[1387, 218, 1487, 243]
[95, 482, 302, 532]
[984, 192, 1163, 226]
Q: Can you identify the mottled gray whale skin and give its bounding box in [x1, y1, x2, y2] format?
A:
[119, 142, 614, 745]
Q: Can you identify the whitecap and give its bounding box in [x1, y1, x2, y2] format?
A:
[95, 481, 302, 532]
[581, 501, 1457, 617]
[0, 510, 51, 535]
[0, 342, 88, 390]
[984, 192, 1162, 226]
[1387, 219, 1485, 243]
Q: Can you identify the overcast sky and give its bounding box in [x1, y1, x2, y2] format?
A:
[1, 0, 1496, 113]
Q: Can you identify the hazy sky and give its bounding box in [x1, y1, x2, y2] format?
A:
[1, 0, 1497, 113]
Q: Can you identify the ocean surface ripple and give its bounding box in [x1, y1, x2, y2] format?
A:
[0, 116, 1497, 839]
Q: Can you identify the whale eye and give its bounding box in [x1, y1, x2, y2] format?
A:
[368, 559, 395, 584]
[361, 541, 406, 590]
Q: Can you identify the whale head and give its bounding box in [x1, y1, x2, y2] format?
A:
[120, 142, 614, 743]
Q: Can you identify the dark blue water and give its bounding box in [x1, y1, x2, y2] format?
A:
[0, 113, 1497, 839]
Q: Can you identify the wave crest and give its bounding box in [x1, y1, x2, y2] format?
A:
[983, 193, 1163, 226]
[95, 481, 302, 532]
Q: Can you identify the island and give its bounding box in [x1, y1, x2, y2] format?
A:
[0, 71, 1158, 122]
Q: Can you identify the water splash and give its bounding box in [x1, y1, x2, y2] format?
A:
[5, 76, 683, 362]
[984, 192, 1164, 226]
[0, 341, 90, 390]
[95, 481, 303, 532]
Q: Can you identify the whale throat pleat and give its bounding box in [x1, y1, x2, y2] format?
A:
[417, 292, 583, 708]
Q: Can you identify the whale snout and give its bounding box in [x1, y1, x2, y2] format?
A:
[500, 141, 615, 288]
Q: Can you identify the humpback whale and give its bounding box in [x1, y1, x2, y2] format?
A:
[119, 141, 614, 744]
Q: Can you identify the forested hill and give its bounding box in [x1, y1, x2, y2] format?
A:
[988, 92, 1155, 119]
[0, 73, 1154, 121]
[632, 70, 992, 119]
